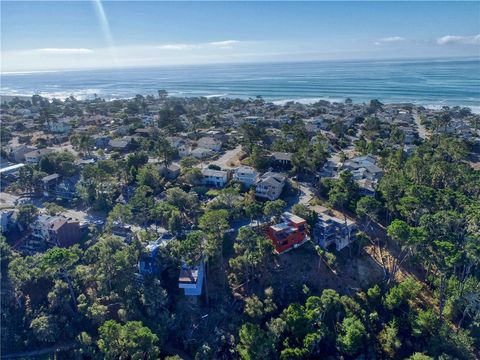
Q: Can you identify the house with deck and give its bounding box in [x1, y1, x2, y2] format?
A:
[312, 212, 357, 251]
[233, 166, 258, 188]
[255, 172, 286, 200]
[178, 261, 205, 296]
[201, 168, 229, 188]
[267, 212, 307, 253]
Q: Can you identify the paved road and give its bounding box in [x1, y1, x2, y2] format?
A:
[413, 109, 428, 140]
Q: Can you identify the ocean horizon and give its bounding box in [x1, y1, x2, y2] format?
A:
[2, 57, 480, 112]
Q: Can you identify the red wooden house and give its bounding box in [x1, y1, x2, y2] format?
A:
[267, 212, 307, 253]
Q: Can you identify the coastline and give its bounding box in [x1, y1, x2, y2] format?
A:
[1, 92, 479, 114]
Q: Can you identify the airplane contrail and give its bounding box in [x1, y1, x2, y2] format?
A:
[92, 0, 119, 67]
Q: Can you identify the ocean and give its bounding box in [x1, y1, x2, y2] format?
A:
[1, 57, 480, 112]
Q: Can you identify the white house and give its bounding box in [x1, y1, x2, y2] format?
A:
[233, 166, 258, 188]
[49, 121, 71, 134]
[197, 136, 222, 152]
[167, 136, 192, 157]
[201, 168, 229, 188]
[8, 144, 36, 163]
[24, 149, 53, 165]
[255, 172, 286, 200]
[191, 147, 213, 159]
[342, 155, 383, 195]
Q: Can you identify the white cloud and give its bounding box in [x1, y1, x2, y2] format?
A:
[157, 44, 195, 50]
[156, 40, 240, 51]
[208, 40, 240, 48]
[35, 48, 94, 54]
[437, 34, 480, 45]
[375, 36, 406, 45]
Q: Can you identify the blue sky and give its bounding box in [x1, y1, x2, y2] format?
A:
[1, 1, 479, 72]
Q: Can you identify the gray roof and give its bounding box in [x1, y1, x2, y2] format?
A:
[271, 152, 293, 161]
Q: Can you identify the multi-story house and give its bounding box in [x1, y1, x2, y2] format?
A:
[31, 215, 83, 247]
[197, 136, 222, 152]
[233, 166, 258, 188]
[270, 152, 293, 169]
[7, 144, 36, 163]
[178, 261, 205, 296]
[201, 168, 229, 188]
[24, 149, 53, 165]
[255, 172, 286, 200]
[312, 213, 357, 251]
[267, 212, 307, 253]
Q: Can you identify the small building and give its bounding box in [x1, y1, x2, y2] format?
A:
[178, 261, 205, 296]
[24, 149, 53, 165]
[255, 172, 286, 201]
[201, 168, 229, 188]
[197, 136, 222, 152]
[267, 212, 307, 253]
[312, 212, 357, 251]
[233, 166, 258, 188]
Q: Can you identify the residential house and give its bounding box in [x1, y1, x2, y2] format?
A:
[197, 136, 222, 152]
[167, 136, 192, 157]
[108, 137, 131, 152]
[178, 261, 205, 296]
[24, 149, 53, 165]
[312, 212, 357, 251]
[41, 173, 61, 196]
[31, 215, 83, 247]
[134, 128, 154, 137]
[139, 230, 176, 275]
[111, 222, 133, 243]
[270, 152, 293, 169]
[7, 144, 35, 163]
[49, 120, 71, 134]
[341, 155, 383, 195]
[201, 168, 229, 188]
[142, 115, 155, 126]
[191, 147, 213, 159]
[255, 172, 286, 201]
[267, 212, 307, 253]
[54, 175, 80, 200]
[158, 163, 181, 180]
[92, 134, 111, 149]
[232, 166, 258, 188]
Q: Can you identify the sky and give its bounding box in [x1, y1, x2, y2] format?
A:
[1, 1, 479, 72]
